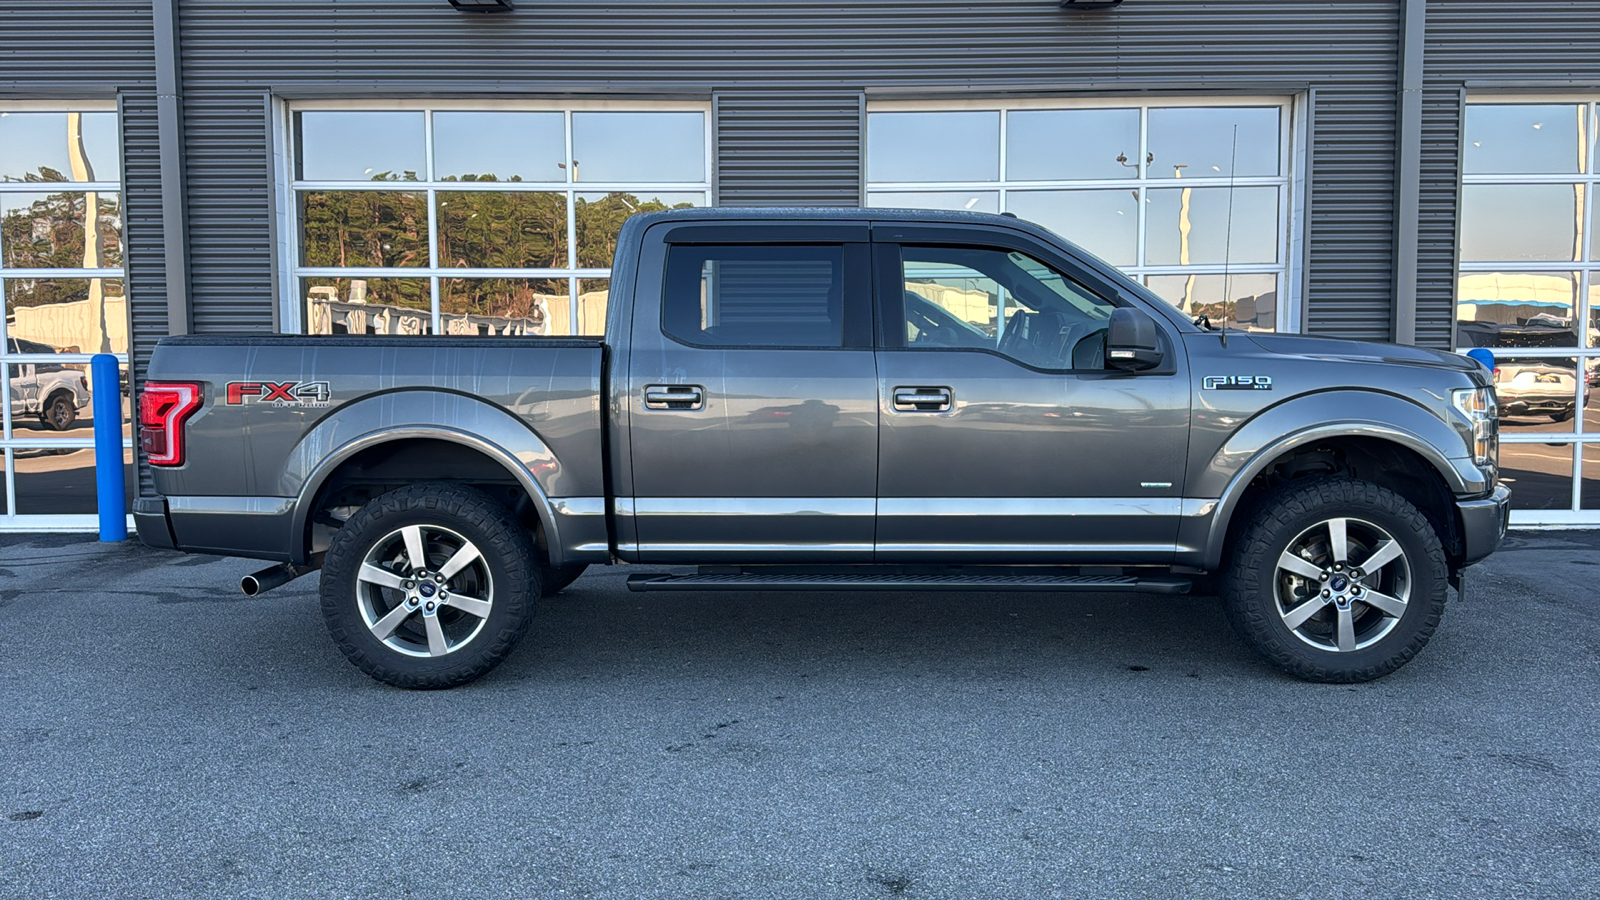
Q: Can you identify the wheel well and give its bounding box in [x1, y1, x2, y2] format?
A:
[305, 438, 547, 563]
[43, 388, 76, 405]
[1221, 437, 1463, 570]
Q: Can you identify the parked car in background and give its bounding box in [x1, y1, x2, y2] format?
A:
[1494, 359, 1580, 422]
[6, 337, 90, 431]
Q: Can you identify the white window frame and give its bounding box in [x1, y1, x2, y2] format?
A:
[0, 99, 131, 530]
[865, 95, 1306, 334]
[1458, 94, 1600, 525]
[277, 98, 713, 335]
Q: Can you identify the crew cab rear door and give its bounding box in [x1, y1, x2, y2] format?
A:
[622, 221, 878, 562]
[871, 224, 1191, 564]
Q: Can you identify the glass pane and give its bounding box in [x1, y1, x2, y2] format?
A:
[4, 278, 127, 354]
[301, 277, 431, 335]
[1006, 189, 1138, 266]
[1, 191, 122, 268]
[1464, 104, 1586, 175]
[1494, 356, 1581, 435]
[439, 277, 563, 335]
[577, 279, 609, 336]
[574, 191, 703, 269]
[295, 111, 425, 182]
[867, 191, 999, 213]
[1006, 108, 1139, 181]
[12, 444, 135, 516]
[432, 111, 565, 183]
[1460, 184, 1583, 262]
[664, 245, 844, 348]
[1147, 107, 1280, 178]
[1455, 272, 1578, 349]
[903, 259, 1004, 347]
[298, 191, 428, 268]
[5, 361, 127, 440]
[0, 450, 6, 515]
[0, 111, 120, 183]
[1500, 442, 1575, 511]
[1145, 273, 1278, 332]
[435, 191, 567, 269]
[1144, 186, 1278, 265]
[570, 112, 705, 183]
[1583, 444, 1600, 509]
[868, 111, 1000, 183]
[1591, 278, 1600, 348]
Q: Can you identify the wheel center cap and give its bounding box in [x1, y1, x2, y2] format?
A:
[1330, 575, 1350, 593]
[419, 583, 437, 598]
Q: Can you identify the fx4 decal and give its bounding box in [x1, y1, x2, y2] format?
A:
[225, 381, 333, 407]
[1203, 375, 1274, 391]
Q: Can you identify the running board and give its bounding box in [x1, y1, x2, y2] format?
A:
[626, 573, 1191, 594]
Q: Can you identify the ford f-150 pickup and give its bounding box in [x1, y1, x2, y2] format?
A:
[134, 207, 1510, 688]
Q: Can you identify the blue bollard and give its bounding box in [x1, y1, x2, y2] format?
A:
[91, 353, 127, 541]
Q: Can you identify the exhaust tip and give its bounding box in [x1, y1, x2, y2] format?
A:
[240, 575, 264, 597]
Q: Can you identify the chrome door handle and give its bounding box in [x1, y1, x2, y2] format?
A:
[892, 386, 952, 411]
[643, 384, 705, 410]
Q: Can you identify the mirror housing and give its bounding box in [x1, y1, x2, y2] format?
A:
[1105, 307, 1164, 372]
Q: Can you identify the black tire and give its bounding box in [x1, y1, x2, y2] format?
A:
[40, 392, 77, 431]
[320, 483, 541, 689]
[541, 563, 589, 597]
[1221, 476, 1448, 683]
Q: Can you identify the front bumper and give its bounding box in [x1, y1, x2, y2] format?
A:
[1456, 483, 1512, 567]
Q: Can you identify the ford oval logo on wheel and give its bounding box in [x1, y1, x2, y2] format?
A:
[419, 583, 436, 598]
[1330, 575, 1349, 592]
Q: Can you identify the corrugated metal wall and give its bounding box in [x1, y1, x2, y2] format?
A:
[1422, 2, 1600, 350]
[173, 0, 1404, 341]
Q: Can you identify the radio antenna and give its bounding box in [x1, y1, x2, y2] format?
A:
[1221, 124, 1239, 349]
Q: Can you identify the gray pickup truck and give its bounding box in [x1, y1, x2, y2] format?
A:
[135, 208, 1509, 689]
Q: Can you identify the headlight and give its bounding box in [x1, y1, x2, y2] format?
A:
[1451, 386, 1498, 474]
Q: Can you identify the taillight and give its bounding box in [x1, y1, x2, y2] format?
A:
[139, 382, 203, 466]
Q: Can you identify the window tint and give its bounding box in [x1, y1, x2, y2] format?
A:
[900, 245, 1116, 370]
[663, 245, 846, 348]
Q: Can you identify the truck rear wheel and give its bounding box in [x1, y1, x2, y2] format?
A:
[1221, 476, 1448, 683]
[41, 392, 77, 431]
[319, 483, 540, 689]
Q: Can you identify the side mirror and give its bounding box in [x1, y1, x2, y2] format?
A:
[1106, 307, 1164, 372]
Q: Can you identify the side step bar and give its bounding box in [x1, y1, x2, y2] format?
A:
[627, 573, 1191, 594]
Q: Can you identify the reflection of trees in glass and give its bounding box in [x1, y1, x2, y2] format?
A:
[299, 187, 427, 268]
[576, 193, 696, 268]
[0, 192, 123, 268]
[440, 277, 562, 322]
[436, 184, 566, 269]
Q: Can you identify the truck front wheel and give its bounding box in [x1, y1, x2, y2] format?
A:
[319, 483, 541, 689]
[1221, 476, 1448, 683]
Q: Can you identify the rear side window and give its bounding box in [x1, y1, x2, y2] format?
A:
[663, 244, 845, 348]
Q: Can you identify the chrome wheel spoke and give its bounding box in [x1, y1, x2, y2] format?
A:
[444, 594, 492, 618]
[1359, 589, 1408, 618]
[1359, 539, 1404, 575]
[437, 542, 482, 579]
[1282, 596, 1329, 630]
[358, 563, 407, 591]
[401, 525, 428, 571]
[1336, 605, 1356, 651]
[424, 614, 449, 656]
[370, 601, 415, 640]
[1278, 552, 1325, 582]
[1326, 518, 1350, 564]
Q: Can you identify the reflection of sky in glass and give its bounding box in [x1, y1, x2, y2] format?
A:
[1460, 184, 1582, 261]
[1007, 109, 1139, 181]
[1145, 187, 1278, 265]
[868, 112, 999, 183]
[1464, 104, 1586, 175]
[433, 112, 565, 182]
[867, 191, 998, 213]
[0, 112, 120, 182]
[1006, 189, 1138, 266]
[571, 112, 704, 183]
[297, 112, 425, 181]
[1147, 107, 1279, 177]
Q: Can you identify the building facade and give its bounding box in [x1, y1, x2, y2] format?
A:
[1, 0, 1597, 529]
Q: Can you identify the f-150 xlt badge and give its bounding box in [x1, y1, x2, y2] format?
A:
[225, 380, 332, 407]
[1203, 375, 1274, 391]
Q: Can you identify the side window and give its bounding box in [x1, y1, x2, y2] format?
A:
[663, 244, 846, 348]
[900, 245, 1116, 369]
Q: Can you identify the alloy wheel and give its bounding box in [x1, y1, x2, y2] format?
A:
[1273, 516, 1412, 652]
[355, 524, 495, 658]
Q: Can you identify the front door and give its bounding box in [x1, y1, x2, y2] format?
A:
[872, 227, 1191, 564]
[624, 222, 878, 563]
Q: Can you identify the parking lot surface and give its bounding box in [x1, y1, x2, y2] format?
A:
[2, 531, 1598, 898]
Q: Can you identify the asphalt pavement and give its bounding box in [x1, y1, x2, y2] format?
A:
[1, 531, 1598, 898]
